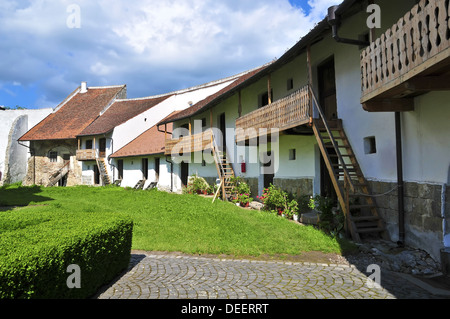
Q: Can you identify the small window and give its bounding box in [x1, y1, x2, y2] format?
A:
[287, 78, 294, 91]
[364, 136, 377, 154]
[289, 149, 296, 161]
[86, 140, 93, 149]
[49, 151, 58, 163]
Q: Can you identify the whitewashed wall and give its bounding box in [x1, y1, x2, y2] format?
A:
[0, 108, 52, 184]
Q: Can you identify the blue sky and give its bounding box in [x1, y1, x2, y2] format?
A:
[0, 0, 342, 109]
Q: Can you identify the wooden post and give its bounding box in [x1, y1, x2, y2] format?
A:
[267, 75, 272, 105]
[78, 138, 80, 150]
[210, 109, 213, 129]
[238, 90, 242, 117]
[369, 0, 376, 43]
[307, 45, 313, 122]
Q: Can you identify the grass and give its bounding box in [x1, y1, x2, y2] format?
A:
[0, 184, 356, 258]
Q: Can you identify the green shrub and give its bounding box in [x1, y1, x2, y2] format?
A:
[308, 195, 344, 237]
[0, 211, 133, 299]
[229, 177, 253, 206]
[184, 174, 209, 194]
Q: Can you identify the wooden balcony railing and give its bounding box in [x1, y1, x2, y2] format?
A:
[76, 149, 97, 161]
[361, 0, 450, 110]
[235, 85, 311, 143]
[165, 129, 213, 155]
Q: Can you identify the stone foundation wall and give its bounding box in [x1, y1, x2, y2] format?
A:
[368, 180, 446, 260]
[273, 178, 313, 198]
[22, 140, 82, 187]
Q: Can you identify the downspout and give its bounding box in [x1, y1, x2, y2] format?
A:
[395, 112, 405, 247]
[327, 6, 370, 47]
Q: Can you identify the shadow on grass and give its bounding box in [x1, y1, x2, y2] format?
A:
[0, 184, 54, 211]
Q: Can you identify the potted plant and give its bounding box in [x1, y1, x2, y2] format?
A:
[230, 177, 253, 208]
[188, 174, 209, 195]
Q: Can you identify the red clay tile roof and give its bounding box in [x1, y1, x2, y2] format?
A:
[110, 122, 173, 158]
[78, 95, 172, 137]
[19, 85, 126, 141]
[158, 64, 269, 125]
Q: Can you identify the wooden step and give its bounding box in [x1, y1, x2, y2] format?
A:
[325, 144, 351, 149]
[356, 227, 385, 234]
[351, 215, 380, 222]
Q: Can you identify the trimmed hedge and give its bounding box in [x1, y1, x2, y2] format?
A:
[0, 211, 133, 299]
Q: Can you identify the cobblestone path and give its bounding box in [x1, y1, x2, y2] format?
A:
[97, 252, 447, 300]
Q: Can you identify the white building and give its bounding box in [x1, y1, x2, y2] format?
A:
[159, 0, 450, 262]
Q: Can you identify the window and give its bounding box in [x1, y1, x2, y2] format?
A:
[364, 136, 377, 154]
[201, 118, 206, 127]
[86, 140, 93, 149]
[287, 78, 294, 91]
[289, 149, 296, 161]
[49, 151, 58, 163]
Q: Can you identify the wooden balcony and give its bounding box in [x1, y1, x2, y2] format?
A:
[76, 149, 97, 161]
[165, 129, 213, 156]
[361, 0, 450, 112]
[235, 85, 311, 143]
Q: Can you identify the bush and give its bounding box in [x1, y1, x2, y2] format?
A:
[258, 184, 299, 219]
[184, 174, 209, 194]
[229, 177, 253, 206]
[258, 184, 287, 212]
[308, 194, 344, 237]
[0, 211, 133, 299]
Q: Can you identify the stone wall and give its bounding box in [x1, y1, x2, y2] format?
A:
[368, 180, 446, 260]
[273, 177, 313, 198]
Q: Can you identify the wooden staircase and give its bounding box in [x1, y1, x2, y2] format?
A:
[47, 162, 70, 187]
[310, 88, 385, 243]
[133, 180, 145, 190]
[96, 158, 111, 186]
[211, 134, 236, 201]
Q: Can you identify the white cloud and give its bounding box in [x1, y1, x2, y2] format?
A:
[0, 0, 341, 108]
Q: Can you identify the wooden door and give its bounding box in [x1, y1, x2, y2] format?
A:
[117, 160, 123, 180]
[142, 158, 148, 180]
[99, 138, 106, 158]
[218, 113, 226, 152]
[318, 58, 338, 121]
[181, 161, 189, 187]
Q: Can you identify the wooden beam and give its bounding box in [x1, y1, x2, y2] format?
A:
[307, 45, 312, 87]
[404, 75, 450, 92]
[307, 45, 313, 120]
[362, 98, 415, 112]
[210, 108, 213, 129]
[267, 75, 272, 105]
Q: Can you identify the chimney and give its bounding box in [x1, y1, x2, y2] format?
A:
[80, 81, 88, 93]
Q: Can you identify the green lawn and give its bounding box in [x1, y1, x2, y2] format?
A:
[0, 184, 354, 258]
